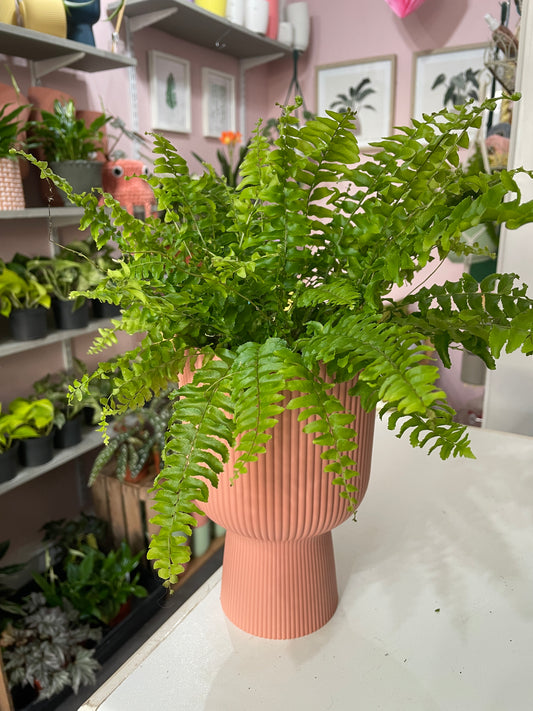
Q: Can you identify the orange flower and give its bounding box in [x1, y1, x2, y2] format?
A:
[220, 131, 242, 146]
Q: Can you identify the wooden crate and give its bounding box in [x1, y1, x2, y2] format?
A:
[90, 463, 159, 554]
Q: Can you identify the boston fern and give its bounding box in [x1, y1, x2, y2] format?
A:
[18, 96, 533, 587]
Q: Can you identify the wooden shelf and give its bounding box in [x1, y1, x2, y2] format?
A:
[0, 318, 113, 359]
[116, 0, 290, 61]
[0, 22, 136, 75]
[0, 427, 104, 496]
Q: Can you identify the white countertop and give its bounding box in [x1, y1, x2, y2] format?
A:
[80, 419, 533, 711]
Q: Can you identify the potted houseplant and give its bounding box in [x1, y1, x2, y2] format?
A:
[5, 397, 57, 467]
[24, 98, 109, 205]
[20, 96, 533, 638]
[32, 362, 94, 448]
[0, 592, 101, 705]
[27, 252, 102, 329]
[0, 260, 51, 341]
[88, 393, 171, 483]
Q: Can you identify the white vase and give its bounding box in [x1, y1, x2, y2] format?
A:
[286, 1, 310, 51]
[244, 0, 269, 34]
[226, 0, 244, 24]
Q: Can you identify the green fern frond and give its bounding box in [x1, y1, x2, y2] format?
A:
[231, 338, 290, 476]
[148, 354, 234, 586]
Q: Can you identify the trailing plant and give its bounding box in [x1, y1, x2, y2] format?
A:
[19, 95, 533, 588]
[0, 592, 101, 700]
[34, 541, 147, 626]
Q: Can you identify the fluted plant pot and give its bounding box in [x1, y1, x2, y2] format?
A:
[201, 379, 375, 639]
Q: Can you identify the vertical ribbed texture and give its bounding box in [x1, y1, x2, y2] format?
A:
[184, 358, 376, 638]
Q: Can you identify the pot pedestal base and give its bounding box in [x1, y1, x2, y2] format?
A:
[221, 531, 338, 639]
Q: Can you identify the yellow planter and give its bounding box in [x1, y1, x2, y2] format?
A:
[16, 0, 67, 38]
[195, 0, 227, 17]
[0, 0, 17, 25]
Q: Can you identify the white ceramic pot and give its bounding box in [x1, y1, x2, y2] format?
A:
[226, 0, 244, 24]
[244, 0, 269, 34]
[286, 1, 310, 51]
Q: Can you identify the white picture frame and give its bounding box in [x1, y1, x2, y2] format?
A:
[412, 44, 489, 120]
[202, 68, 236, 138]
[316, 55, 396, 148]
[149, 50, 191, 133]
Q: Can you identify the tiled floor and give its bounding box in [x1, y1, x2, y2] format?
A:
[54, 548, 223, 711]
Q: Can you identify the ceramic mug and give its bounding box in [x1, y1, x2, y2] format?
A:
[244, 0, 269, 34]
[16, 0, 67, 38]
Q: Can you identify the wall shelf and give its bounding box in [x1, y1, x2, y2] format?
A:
[0, 22, 136, 76]
[116, 0, 290, 61]
[0, 427, 104, 496]
[0, 318, 112, 359]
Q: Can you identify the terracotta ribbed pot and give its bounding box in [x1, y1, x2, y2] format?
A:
[0, 158, 25, 210]
[199, 373, 375, 639]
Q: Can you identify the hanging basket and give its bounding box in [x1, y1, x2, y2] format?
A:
[0, 158, 25, 210]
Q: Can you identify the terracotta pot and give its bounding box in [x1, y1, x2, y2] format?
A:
[200, 372, 375, 639]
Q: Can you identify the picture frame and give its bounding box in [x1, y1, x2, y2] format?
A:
[412, 44, 489, 120]
[202, 68, 236, 138]
[149, 50, 191, 133]
[315, 55, 396, 148]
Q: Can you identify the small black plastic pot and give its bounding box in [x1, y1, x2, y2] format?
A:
[19, 432, 54, 467]
[54, 414, 83, 449]
[0, 442, 21, 483]
[52, 298, 90, 330]
[9, 306, 48, 341]
[91, 299, 121, 319]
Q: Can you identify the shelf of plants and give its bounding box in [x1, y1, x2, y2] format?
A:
[0, 317, 113, 359]
[0, 427, 105, 496]
[115, 0, 291, 60]
[0, 23, 136, 73]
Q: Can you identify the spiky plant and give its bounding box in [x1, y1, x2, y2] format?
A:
[18, 95, 533, 588]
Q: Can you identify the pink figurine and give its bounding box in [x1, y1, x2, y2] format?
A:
[101, 159, 156, 218]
